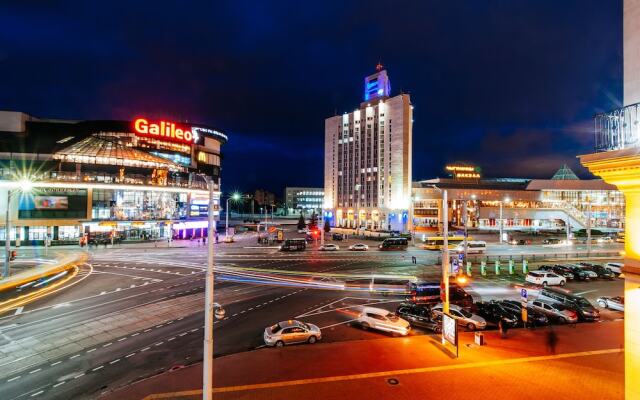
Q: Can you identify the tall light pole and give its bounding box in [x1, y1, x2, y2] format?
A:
[4, 179, 33, 279]
[586, 199, 592, 255]
[431, 185, 450, 314]
[499, 196, 510, 244]
[225, 193, 240, 238]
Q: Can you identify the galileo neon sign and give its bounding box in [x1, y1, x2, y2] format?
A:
[133, 118, 197, 144]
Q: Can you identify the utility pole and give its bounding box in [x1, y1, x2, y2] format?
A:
[462, 200, 468, 261]
[203, 177, 216, 400]
[499, 200, 503, 244]
[442, 189, 450, 315]
[587, 200, 592, 255]
[4, 190, 13, 279]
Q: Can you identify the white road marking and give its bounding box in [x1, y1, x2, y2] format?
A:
[154, 342, 163, 346]
[140, 347, 150, 352]
[7, 375, 21, 382]
[110, 359, 120, 364]
[53, 381, 66, 388]
[74, 373, 85, 379]
[14, 306, 24, 315]
[144, 329, 152, 332]
[92, 366, 104, 371]
[30, 390, 44, 397]
[131, 333, 140, 337]
[51, 361, 62, 366]
[69, 354, 80, 359]
[117, 337, 127, 342]
[29, 368, 41, 374]
[575, 289, 599, 296]
[319, 319, 358, 330]
[102, 343, 112, 347]
[168, 337, 176, 341]
[125, 353, 136, 358]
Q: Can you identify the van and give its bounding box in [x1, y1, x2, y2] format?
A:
[537, 287, 599, 321]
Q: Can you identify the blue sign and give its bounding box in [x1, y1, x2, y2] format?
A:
[520, 288, 527, 299]
[458, 253, 464, 261]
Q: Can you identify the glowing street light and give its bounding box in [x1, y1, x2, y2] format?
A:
[4, 178, 34, 279]
[499, 196, 511, 244]
[225, 192, 241, 238]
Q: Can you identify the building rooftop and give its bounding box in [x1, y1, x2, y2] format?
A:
[551, 164, 580, 180]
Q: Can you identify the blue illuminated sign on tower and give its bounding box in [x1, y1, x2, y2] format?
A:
[364, 66, 391, 101]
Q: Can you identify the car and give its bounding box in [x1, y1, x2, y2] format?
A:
[567, 264, 598, 279]
[431, 303, 487, 331]
[331, 233, 344, 241]
[356, 306, 411, 336]
[563, 265, 592, 281]
[349, 243, 369, 251]
[539, 265, 575, 280]
[577, 263, 615, 280]
[297, 228, 309, 234]
[395, 303, 442, 333]
[604, 262, 624, 275]
[537, 287, 600, 321]
[499, 300, 549, 326]
[543, 238, 561, 245]
[597, 236, 614, 244]
[474, 301, 519, 328]
[223, 236, 234, 243]
[319, 244, 339, 251]
[597, 296, 624, 311]
[263, 320, 322, 347]
[525, 270, 566, 286]
[530, 300, 578, 324]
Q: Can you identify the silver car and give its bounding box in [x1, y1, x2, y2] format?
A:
[263, 320, 321, 347]
[597, 296, 624, 311]
[530, 299, 578, 324]
[431, 303, 486, 331]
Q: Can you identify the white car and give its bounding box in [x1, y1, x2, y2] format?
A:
[431, 303, 486, 331]
[349, 243, 369, 251]
[525, 270, 566, 286]
[597, 296, 624, 311]
[356, 306, 410, 336]
[605, 262, 623, 275]
[597, 236, 613, 244]
[319, 244, 339, 251]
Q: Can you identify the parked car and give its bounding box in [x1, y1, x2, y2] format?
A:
[406, 282, 474, 308]
[604, 262, 624, 275]
[566, 264, 598, 280]
[577, 263, 615, 280]
[474, 301, 519, 328]
[395, 303, 442, 333]
[537, 287, 600, 321]
[431, 304, 486, 331]
[597, 236, 614, 244]
[539, 265, 575, 280]
[543, 238, 561, 245]
[529, 299, 578, 324]
[263, 320, 321, 347]
[319, 244, 339, 251]
[499, 300, 549, 326]
[349, 243, 369, 251]
[331, 233, 344, 241]
[357, 306, 411, 336]
[525, 270, 566, 287]
[597, 296, 624, 311]
[564, 265, 592, 281]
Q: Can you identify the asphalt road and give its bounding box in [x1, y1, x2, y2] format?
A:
[0, 233, 625, 399]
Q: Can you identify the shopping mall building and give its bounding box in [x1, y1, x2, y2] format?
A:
[0, 111, 226, 245]
[411, 164, 625, 234]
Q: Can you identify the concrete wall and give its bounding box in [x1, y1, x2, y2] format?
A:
[625, 0, 640, 105]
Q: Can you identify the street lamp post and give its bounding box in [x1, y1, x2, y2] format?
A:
[431, 185, 450, 315]
[4, 179, 33, 279]
[203, 177, 215, 400]
[586, 200, 592, 255]
[499, 197, 511, 244]
[225, 193, 240, 238]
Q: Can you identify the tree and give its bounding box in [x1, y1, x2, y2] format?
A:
[323, 220, 331, 233]
[297, 213, 306, 230]
[308, 212, 318, 231]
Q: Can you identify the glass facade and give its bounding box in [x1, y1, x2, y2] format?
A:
[91, 189, 187, 221]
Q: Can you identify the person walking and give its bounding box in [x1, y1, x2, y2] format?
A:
[546, 326, 558, 354]
[499, 319, 509, 339]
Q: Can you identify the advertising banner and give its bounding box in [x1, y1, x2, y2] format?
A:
[34, 196, 68, 210]
[442, 313, 458, 347]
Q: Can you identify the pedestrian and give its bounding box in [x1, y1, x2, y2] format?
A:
[546, 327, 558, 354]
[499, 319, 509, 338]
[203, 236, 206, 245]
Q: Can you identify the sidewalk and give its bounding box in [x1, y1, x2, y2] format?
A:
[0, 250, 86, 291]
[104, 320, 624, 400]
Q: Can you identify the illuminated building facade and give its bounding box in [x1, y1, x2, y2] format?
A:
[0, 111, 226, 244]
[324, 65, 413, 232]
[411, 164, 625, 234]
[284, 187, 324, 216]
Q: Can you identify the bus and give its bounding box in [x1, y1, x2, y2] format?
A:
[455, 240, 486, 254]
[421, 236, 470, 251]
[378, 237, 409, 251]
[279, 238, 306, 251]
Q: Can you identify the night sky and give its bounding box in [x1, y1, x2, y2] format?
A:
[0, 1, 622, 196]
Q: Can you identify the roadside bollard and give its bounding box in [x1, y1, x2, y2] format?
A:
[481, 260, 487, 276]
[495, 260, 501, 275]
[466, 261, 472, 276]
[522, 259, 529, 274]
[508, 259, 514, 275]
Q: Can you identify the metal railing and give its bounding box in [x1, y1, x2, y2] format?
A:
[594, 103, 640, 152]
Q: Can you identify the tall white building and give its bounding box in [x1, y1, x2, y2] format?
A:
[324, 65, 413, 232]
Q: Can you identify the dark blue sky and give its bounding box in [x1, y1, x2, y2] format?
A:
[0, 1, 622, 195]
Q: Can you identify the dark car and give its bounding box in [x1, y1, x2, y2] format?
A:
[499, 300, 549, 327]
[543, 238, 561, 245]
[395, 303, 442, 333]
[577, 263, 615, 280]
[539, 265, 575, 280]
[538, 287, 600, 322]
[565, 265, 591, 281]
[474, 301, 519, 328]
[406, 282, 474, 308]
[331, 233, 344, 241]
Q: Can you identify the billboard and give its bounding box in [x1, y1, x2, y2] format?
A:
[34, 196, 68, 210]
[442, 313, 458, 347]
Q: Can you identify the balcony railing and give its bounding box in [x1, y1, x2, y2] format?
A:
[594, 103, 640, 152]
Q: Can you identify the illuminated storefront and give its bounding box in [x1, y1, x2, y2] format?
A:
[0, 111, 227, 245]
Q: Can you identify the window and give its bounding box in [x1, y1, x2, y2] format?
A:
[281, 328, 294, 334]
